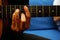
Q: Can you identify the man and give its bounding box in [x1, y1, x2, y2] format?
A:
[0, 6, 49, 40]
[0, 0, 60, 40]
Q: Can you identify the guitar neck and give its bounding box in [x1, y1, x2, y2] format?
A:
[0, 5, 60, 19]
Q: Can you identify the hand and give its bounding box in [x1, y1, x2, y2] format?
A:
[53, 17, 60, 22]
[11, 6, 30, 32]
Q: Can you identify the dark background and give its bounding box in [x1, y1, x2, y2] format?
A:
[8, 0, 29, 5]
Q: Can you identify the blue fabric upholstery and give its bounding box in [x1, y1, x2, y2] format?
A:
[29, 0, 54, 6]
[24, 30, 60, 40]
[28, 17, 56, 30]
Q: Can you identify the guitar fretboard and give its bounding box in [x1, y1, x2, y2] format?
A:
[0, 5, 60, 19]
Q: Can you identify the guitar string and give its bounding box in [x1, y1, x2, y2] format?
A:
[2, 6, 59, 17]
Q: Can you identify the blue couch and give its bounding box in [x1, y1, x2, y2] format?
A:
[24, 0, 60, 40]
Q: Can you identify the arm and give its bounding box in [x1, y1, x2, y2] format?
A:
[53, 17, 60, 31]
[0, 19, 2, 38]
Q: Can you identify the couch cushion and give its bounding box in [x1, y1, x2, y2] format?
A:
[28, 17, 56, 30]
[29, 0, 54, 5]
[24, 30, 60, 40]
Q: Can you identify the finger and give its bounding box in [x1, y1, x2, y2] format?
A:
[21, 13, 26, 22]
[11, 11, 16, 31]
[24, 6, 31, 29]
[14, 9, 20, 32]
[11, 9, 20, 32]
[20, 13, 26, 31]
[24, 6, 30, 18]
[15, 9, 20, 27]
